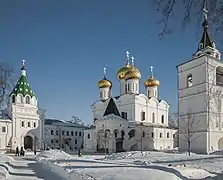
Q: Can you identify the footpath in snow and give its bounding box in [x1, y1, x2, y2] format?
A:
[0, 152, 81, 180]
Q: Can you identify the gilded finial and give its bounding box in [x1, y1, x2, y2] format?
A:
[103, 66, 107, 78]
[150, 66, 154, 76]
[131, 56, 134, 67]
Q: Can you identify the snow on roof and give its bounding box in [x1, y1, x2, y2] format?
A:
[45, 118, 86, 128]
[98, 114, 127, 121]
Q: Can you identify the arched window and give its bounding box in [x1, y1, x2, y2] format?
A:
[152, 113, 155, 123]
[160, 133, 162, 138]
[51, 130, 54, 135]
[216, 66, 223, 87]
[125, 84, 127, 93]
[161, 115, 164, 123]
[127, 84, 130, 91]
[187, 74, 192, 87]
[147, 90, 150, 97]
[25, 96, 30, 104]
[151, 132, 154, 138]
[12, 95, 15, 103]
[100, 91, 102, 98]
[167, 132, 169, 138]
[141, 111, 145, 121]
[18, 95, 23, 103]
[114, 129, 118, 138]
[128, 129, 135, 139]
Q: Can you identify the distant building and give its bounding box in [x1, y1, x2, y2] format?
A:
[83, 53, 177, 153]
[44, 119, 86, 151]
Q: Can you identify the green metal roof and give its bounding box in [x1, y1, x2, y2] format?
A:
[10, 65, 35, 97]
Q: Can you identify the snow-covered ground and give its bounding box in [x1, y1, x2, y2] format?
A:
[0, 149, 223, 179]
[36, 149, 223, 180]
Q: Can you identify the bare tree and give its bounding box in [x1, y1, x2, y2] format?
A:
[57, 126, 66, 150]
[0, 63, 13, 110]
[68, 116, 82, 124]
[178, 108, 200, 156]
[152, 0, 223, 39]
[169, 112, 178, 128]
[34, 136, 38, 147]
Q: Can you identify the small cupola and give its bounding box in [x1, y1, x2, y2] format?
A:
[193, 7, 221, 59]
[144, 66, 159, 98]
[97, 67, 112, 101]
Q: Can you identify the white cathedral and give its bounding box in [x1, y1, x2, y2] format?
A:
[178, 8, 223, 154]
[83, 52, 178, 153]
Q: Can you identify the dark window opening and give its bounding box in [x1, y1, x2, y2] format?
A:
[2, 127, 6, 133]
[12, 95, 15, 103]
[167, 132, 169, 138]
[161, 115, 164, 123]
[141, 111, 145, 121]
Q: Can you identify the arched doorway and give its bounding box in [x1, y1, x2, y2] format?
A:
[24, 136, 33, 150]
[218, 138, 223, 150]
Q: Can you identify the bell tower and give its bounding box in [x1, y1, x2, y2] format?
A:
[177, 7, 223, 154]
[7, 60, 45, 150]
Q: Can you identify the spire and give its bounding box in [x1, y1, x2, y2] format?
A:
[125, 50, 130, 66]
[197, 6, 214, 51]
[21, 60, 26, 76]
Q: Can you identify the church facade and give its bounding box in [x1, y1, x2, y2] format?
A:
[83, 52, 178, 153]
[0, 61, 86, 152]
[178, 9, 223, 153]
[0, 61, 45, 151]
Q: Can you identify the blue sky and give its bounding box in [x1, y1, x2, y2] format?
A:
[0, 0, 213, 123]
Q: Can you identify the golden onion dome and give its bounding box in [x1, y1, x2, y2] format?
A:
[98, 77, 112, 89]
[117, 64, 132, 80]
[144, 75, 160, 87]
[124, 67, 141, 80]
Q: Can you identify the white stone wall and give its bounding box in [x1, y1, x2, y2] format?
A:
[83, 128, 97, 152]
[0, 120, 12, 150]
[177, 54, 223, 153]
[83, 115, 177, 153]
[4, 94, 45, 151]
[93, 93, 169, 125]
[44, 124, 84, 151]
